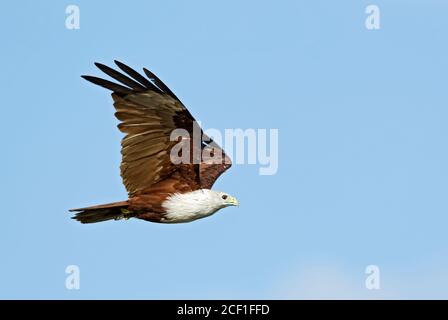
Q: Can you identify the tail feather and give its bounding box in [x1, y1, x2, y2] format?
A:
[70, 201, 132, 224]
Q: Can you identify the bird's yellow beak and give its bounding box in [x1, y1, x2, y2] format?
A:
[227, 196, 239, 207]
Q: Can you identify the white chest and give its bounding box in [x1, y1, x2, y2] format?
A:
[161, 190, 223, 223]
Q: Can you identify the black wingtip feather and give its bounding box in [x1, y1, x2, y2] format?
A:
[142, 68, 179, 101]
[81, 75, 132, 95]
[94, 62, 147, 91]
[113, 60, 164, 95]
[82, 61, 181, 101]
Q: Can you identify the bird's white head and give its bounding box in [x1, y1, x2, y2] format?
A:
[210, 190, 240, 208]
[162, 189, 239, 223]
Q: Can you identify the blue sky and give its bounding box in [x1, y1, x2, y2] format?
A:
[1, 0, 448, 299]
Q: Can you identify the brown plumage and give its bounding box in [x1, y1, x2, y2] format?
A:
[70, 61, 234, 224]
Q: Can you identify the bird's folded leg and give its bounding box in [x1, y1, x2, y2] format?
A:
[120, 208, 133, 220]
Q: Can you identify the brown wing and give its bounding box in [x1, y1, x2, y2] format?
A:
[82, 61, 232, 194]
[200, 135, 232, 189]
[115, 92, 204, 196]
[82, 61, 202, 196]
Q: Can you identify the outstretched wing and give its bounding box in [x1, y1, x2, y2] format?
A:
[82, 61, 201, 196]
[82, 61, 232, 194]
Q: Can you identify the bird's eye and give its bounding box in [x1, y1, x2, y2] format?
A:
[222, 194, 228, 200]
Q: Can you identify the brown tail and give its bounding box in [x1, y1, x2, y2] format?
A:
[69, 201, 132, 224]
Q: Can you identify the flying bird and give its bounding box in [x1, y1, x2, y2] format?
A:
[70, 61, 238, 224]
